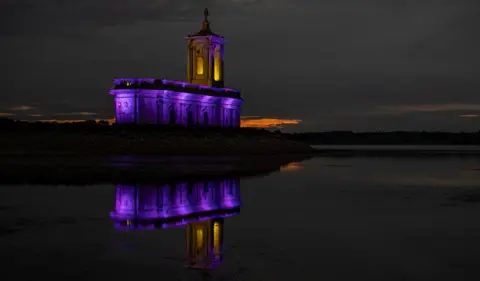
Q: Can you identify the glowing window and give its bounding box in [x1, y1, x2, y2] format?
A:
[196, 57, 204, 75]
[196, 228, 204, 249]
[214, 49, 221, 81]
[213, 222, 220, 255]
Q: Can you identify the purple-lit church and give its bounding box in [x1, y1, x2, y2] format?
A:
[110, 9, 243, 127]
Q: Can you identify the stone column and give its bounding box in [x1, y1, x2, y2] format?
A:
[231, 109, 236, 128]
[187, 40, 192, 82]
[177, 103, 182, 125]
[219, 106, 224, 127]
[207, 40, 213, 86]
[156, 98, 163, 125]
[134, 93, 139, 124]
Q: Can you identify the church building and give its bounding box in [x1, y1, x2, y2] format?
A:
[109, 9, 243, 127]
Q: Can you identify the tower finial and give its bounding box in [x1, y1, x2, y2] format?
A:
[204, 8, 209, 21]
[202, 8, 210, 31]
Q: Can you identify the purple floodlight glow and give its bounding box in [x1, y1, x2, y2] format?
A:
[112, 78, 240, 94]
[110, 81, 242, 127]
[110, 178, 241, 230]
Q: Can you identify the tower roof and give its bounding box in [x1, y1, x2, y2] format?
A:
[188, 8, 223, 38]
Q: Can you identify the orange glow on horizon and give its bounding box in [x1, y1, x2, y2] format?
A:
[240, 118, 301, 128]
[280, 162, 303, 173]
[19, 116, 301, 129]
[24, 119, 116, 125]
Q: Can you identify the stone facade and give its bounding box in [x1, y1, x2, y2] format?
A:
[110, 9, 243, 127]
[111, 79, 242, 127]
[110, 177, 241, 224]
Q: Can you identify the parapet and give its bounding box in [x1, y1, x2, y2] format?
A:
[111, 78, 242, 100]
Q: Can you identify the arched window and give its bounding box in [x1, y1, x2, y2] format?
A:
[187, 110, 194, 126]
[213, 221, 221, 255]
[203, 112, 209, 126]
[169, 109, 176, 125]
[214, 48, 221, 81]
[196, 57, 204, 75]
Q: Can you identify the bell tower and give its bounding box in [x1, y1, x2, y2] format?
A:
[186, 8, 225, 88]
[185, 219, 224, 268]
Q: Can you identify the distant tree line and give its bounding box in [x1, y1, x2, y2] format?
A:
[2, 118, 480, 144]
[285, 131, 480, 145]
[0, 117, 275, 137]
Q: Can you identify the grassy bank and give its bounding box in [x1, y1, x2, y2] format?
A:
[0, 154, 313, 185]
[0, 122, 314, 156]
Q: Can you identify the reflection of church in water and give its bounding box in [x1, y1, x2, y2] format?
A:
[110, 178, 241, 269]
[110, 8, 243, 128]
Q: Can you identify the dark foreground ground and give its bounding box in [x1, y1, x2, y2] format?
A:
[0, 122, 314, 156]
[0, 154, 313, 185]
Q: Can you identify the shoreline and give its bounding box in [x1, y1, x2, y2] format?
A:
[0, 130, 315, 157]
[312, 148, 480, 157]
[0, 154, 313, 185]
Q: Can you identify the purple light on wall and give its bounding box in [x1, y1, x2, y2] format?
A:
[110, 178, 241, 230]
[112, 78, 240, 94]
[110, 77, 243, 126]
[113, 185, 136, 219]
[220, 179, 242, 209]
[114, 96, 136, 124]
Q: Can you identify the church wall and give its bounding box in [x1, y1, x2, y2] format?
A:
[113, 185, 136, 218]
[110, 177, 241, 228]
[112, 89, 242, 127]
[115, 94, 136, 124]
[137, 93, 158, 124]
[136, 186, 160, 219]
[219, 179, 241, 209]
[172, 183, 192, 216]
[218, 100, 242, 128]
[156, 98, 164, 124]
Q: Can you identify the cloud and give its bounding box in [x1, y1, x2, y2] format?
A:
[0, 113, 15, 116]
[2, 0, 480, 132]
[28, 114, 43, 117]
[375, 176, 480, 187]
[54, 112, 99, 116]
[372, 104, 480, 115]
[11, 105, 34, 111]
[459, 114, 479, 118]
[240, 117, 301, 128]
[0, 0, 227, 37]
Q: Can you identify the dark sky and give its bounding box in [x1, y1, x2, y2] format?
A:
[2, 0, 480, 132]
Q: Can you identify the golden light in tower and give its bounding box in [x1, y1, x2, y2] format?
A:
[213, 221, 220, 255]
[214, 49, 221, 81]
[196, 57, 204, 75]
[196, 228, 204, 248]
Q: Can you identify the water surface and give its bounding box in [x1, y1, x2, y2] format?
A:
[1, 156, 480, 280]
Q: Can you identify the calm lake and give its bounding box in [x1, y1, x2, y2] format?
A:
[1, 155, 480, 280]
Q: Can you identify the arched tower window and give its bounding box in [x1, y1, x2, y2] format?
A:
[196, 57, 204, 75]
[213, 221, 221, 255]
[214, 47, 221, 81]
